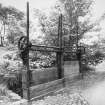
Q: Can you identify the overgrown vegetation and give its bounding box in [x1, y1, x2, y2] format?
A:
[85, 46, 105, 66]
[0, 50, 56, 96]
[0, 4, 25, 47]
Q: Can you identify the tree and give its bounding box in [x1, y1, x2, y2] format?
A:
[34, 0, 105, 48]
[34, 9, 60, 46]
[6, 15, 25, 45]
[55, 0, 97, 45]
[0, 4, 25, 46]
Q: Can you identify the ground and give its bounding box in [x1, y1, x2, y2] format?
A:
[85, 62, 105, 105]
[64, 72, 105, 105]
[83, 79, 105, 105]
[58, 62, 105, 105]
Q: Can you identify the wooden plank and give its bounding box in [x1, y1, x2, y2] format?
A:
[30, 45, 61, 52]
[30, 45, 77, 52]
[30, 78, 64, 100]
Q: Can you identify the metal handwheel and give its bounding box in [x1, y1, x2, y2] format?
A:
[18, 36, 32, 65]
[18, 36, 28, 52]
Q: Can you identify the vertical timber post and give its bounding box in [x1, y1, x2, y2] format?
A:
[57, 14, 64, 79]
[75, 12, 81, 74]
[26, 2, 31, 101]
[22, 2, 31, 102]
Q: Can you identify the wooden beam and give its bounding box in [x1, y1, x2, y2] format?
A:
[23, 2, 31, 101]
[30, 45, 61, 52]
[57, 14, 64, 79]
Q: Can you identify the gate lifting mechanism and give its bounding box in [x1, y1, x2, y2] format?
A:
[18, 36, 32, 65]
[18, 2, 86, 101]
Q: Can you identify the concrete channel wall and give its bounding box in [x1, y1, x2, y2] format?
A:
[31, 67, 58, 86]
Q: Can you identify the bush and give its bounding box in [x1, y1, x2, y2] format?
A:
[30, 53, 56, 69]
[7, 61, 23, 73]
[30, 52, 39, 62]
[12, 52, 20, 61]
[0, 51, 23, 96]
[3, 54, 12, 60]
[3, 52, 20, 61]
[0, 60, 23, 96]
[81, 65, 95, 73]
[6, 44, 17, 51]
[6, 72, 22, 96]
[86, 50, 105, 66]
[0, 60, 22, 74]
[0, 61, 10, 74]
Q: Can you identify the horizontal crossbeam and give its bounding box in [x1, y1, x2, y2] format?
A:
[30, 45, 61, 52]
[30, 45, 78, 53]
[64, 51, 77, 53]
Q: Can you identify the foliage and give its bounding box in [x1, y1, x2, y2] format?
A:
[0, 3, 25, 46]
[2, 50, 56, 71]
[1, 61, 10, 70]
[30, 52, 56, 69]
[6, 17, 25, 45]
[0, 4, 24, 20]
[0, 60, 22, 75]
[34, 0, 98, 47]
[85, 48, 105, 66]
[81, 64, 95, 73]
[6, 72, 22, 96]
[0, 53, 23, 96]
[6, 44, 18, 51]
[3, 51, 20, 61]
[3, 54, 12, 60]
[60, 0, 93, 39]
[0, 51, 56, 96]
[34, 9, 59, 46]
